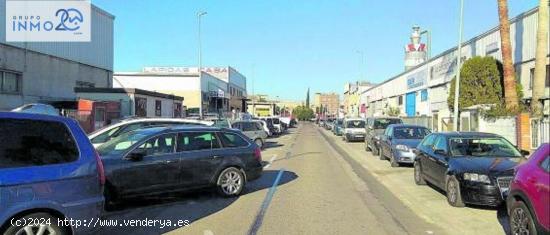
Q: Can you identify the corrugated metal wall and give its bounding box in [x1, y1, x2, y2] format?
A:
[0, 1, 114, 71]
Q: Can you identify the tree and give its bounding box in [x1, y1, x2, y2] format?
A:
[532, 0, 549, 117]
[293, 106, 315, 121]
[386, 107, 400, 117]
[497, 0, 519, 109]
[448, 56, 503, 111]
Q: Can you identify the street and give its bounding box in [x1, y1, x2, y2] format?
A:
[98, 122, 511, 235]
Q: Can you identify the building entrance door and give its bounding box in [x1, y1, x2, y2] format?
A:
[406, 92, 416, 117]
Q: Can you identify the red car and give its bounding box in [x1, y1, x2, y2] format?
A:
[507, 143, 549, 235]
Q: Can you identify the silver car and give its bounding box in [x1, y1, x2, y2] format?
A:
[342, 118, 366, 142]
[231, 120, 268, 148]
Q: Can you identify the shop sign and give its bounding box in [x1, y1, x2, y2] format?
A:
[407, 69, 427, 90]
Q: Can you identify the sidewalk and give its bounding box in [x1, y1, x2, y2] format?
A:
[319, 128, 509, 235]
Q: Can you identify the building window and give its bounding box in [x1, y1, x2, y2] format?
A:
[529, 65, 550, 90]
[155, 100, 162, 116]
[398, 95, 403, 105]
[1, 71, 22, 94]
[135, 97, 147, 117]
[420, 89, 428, 102]
[76, 81, 95, 88]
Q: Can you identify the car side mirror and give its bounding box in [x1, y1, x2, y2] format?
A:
[126, 150, 145, 161]
[434, 149, 447, 156]
[520, 149, 530, 157]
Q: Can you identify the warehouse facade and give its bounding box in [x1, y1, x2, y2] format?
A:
[361, 7, 549, 148]
[0, 1, 114, 110]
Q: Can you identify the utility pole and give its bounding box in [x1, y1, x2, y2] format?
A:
[453, 0, 464, 131]
[197, 11, 207, 119]
[420, 29, 431, 59]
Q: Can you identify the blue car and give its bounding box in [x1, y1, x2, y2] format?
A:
[378, 124, 431, 167]
[0, 112, 105, 235]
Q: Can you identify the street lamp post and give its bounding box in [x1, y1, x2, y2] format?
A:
[420, 29, 431, 60]
[198, 11, 207, 119]
[453, 0, 464, 131]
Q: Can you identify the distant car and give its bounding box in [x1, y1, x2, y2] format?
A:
[507, 143, 549, 235]
[231, 120, 268, 148]
[413, 132, 529, 207]
[364, 117, 403, 156]
[11, 103, 60, 116]
[256, 120, 273, 137]
[0, 112, 104, 235]
[88, 118, 214, 147]
[97, 126, 262, 207]
[324, 119, 334, 130]
[342, 118, 366, 142]
[379, 124, 431, 167]
[271, 117, 284, 134]
[332, 119, 344, 136]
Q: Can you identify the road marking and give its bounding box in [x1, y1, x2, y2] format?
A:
[247, 168, 286, 235]
[263, 155, 277, 169]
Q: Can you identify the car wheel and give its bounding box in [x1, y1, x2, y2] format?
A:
[414, 162, 427, 185]
[390, 153, 400, 167]
[372, 145, 379, 156]
[365, 140, 371, 152]
[254, 139, 264, 149]
[379, 147, 385, 160]
[509, 200, 538, 235]
[446, 176, 465, 207]
[4, 213, 68, 235]
[217, 167, 245, 197]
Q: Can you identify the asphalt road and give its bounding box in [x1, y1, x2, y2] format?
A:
[100, 123, 444, 235]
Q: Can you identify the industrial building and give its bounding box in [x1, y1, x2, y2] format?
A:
[75, 87, 184, 118]
[0, 1, 114, 110]
[361, 7, 549, 150]
[113, 67, 247, 116]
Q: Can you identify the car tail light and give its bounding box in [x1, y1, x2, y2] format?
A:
[254, 147, 262, 162]
[94, 150, 106, 186]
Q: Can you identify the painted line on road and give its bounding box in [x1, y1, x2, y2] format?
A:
[263, 155, 278, 169]
[247, 168, 286, 235]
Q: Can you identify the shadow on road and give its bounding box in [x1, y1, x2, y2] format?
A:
[264, 141, 284, 149]
[100, 170, 299, 235]
[426, 183, 510, 234]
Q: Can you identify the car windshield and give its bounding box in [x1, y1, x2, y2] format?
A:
[346, 120, 365, 128]
[273, 119, 280, 124]
[96, 130, 154, 156]
[337, 120, 343, 125]
[448, 137, 521, 158]
[373, 119, 401, 129]
[393, 127, 431, 139]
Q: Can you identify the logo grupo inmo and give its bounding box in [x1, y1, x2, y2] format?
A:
[11, 8, 84, 33]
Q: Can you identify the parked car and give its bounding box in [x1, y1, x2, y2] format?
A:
[262, 118, 278, 136]
[88, 118, 214, 147]
[332, 119, 344, 136]
[324, 119, 334, 130]
[255, 119, 273, 137]
[0, 112, 105, 235]
[11, 103, 60, 116]
[342, 118, 366, 142]
[271, 117, 284, 134]
[364, 117, 403, 155]
[379, 124, 431, 167]
[507, 143, 549, 235]
[97, 126, 262, 207]
[231, 120, 269, 148]
[413, 132, 529, 207]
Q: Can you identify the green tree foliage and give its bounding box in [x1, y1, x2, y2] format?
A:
[293, 105, 315, 120]
[386, 106, 400, 117]
[447, 56, 503, 111]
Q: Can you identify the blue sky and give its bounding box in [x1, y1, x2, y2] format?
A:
[93, 0, 539, 101]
